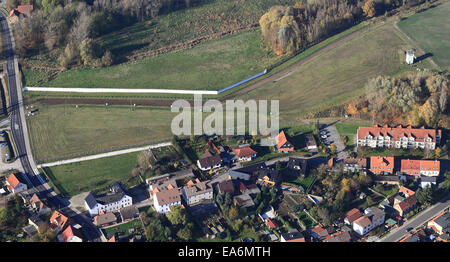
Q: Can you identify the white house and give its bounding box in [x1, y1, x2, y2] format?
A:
[58, 224, 83, 242]
[5, 173, 28, 194]
[153, 188, 181, 213]
[197, 155, 222, 171]
[406, 49, 415, 65]
[357, 125, 441, 150]
[353, 207, 385, 236]
[84, 183, 133, 217]
[231, 145, 257, 162]
[181, 179, 213, 206]
[420, 176, 437, 189]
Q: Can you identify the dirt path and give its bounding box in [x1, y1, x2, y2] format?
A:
[35, 28, 365, 107]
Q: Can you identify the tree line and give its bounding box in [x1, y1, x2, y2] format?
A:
[362, 71, 449, 128]
[259, 0, 428, 55]
[8, 0, 199, 69]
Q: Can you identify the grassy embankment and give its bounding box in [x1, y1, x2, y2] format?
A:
[397, 0, 450, 68]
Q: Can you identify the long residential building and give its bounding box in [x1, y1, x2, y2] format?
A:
[84, 182, 133, 217]
[357, 125, 441, 149]
[400, 159, 440, 177]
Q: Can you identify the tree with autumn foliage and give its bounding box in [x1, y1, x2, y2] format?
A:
[346, 103, 358, 116]
[363, 0, 376, 18]
[435, 147, 442, 159]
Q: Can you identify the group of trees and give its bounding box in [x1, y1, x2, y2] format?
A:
[10, 0, 198, 69]
[0, 195, 29, 241]
[259, 0, 361, 55]
[364, 71, 449, 128]
[314, 168, 373, 203]
[141, 205, 194, 241]
[259, 0, 428, 55]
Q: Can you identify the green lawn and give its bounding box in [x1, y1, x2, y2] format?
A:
[43, 151, 141, 196]
[102, 219, 144, 239]
[297, 211, 316, 228]
[25, 29, 283, 91]
[27, 104, 176, 161]
[397, 1, 450, 68]
[238, 23, 420, 121]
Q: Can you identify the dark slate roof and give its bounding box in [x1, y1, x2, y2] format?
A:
[256, 167, 280, 184]
[110, 181, 126, 194]
[433, 212, 450, 229]
[287, 157, 308, 176]
[421, 176, 437, 182]
[119, 206, 139, 220]
[96, 192, 126, 205]
[198, 155, 222, 168]
[235, 162, 267, 174]
[281, 231, 305, 241]
[85, 193, 98, 209]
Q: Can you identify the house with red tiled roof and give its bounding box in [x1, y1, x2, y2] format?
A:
[49, 210, 72, 233]
[369, 156, 394, 175]
[310, 225, 329, 241]
[353, 207, 385, 235]
[393, 195, 417, 217]
[401, 159, 440, 177]
[58, 224, 83, 242]
[5, 173, 27, 194]
[344, 208, 363, 225]
[399, 186, 415, 197]
[9, 4, 33, 17]
[265, 218, 278, 229]
[353, 216, 372, 235]
[357, 124, 441, 150]
[29, 194, 50, 215]
[274, 131, 294, 153]
[232, 145, 257, 162]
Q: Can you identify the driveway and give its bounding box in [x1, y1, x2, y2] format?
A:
[321, 125, 348, 161]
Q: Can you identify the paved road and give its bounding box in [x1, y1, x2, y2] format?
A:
[379, 193, 450, 242]
[0, 13, 102, 241]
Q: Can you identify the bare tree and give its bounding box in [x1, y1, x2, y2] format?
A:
[70, 8, 90, 46]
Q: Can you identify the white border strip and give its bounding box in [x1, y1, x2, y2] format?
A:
[38, 142, 172, 168]
[24, 87, 218, 95]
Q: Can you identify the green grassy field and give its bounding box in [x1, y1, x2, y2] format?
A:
[25, 29, 283, 90]
[27, 104, 176, 161]
[397, 1, 450, 68]
[43, 151, 141, 196]
[236, 23, 419, 120]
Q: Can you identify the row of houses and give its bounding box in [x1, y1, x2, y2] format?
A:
[341, 156, 440, 177]
[197, 143, 258, 171]
[22, 193, 84, 242]
[357, 124, 441, 150]
[147, 172, 215, 213]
